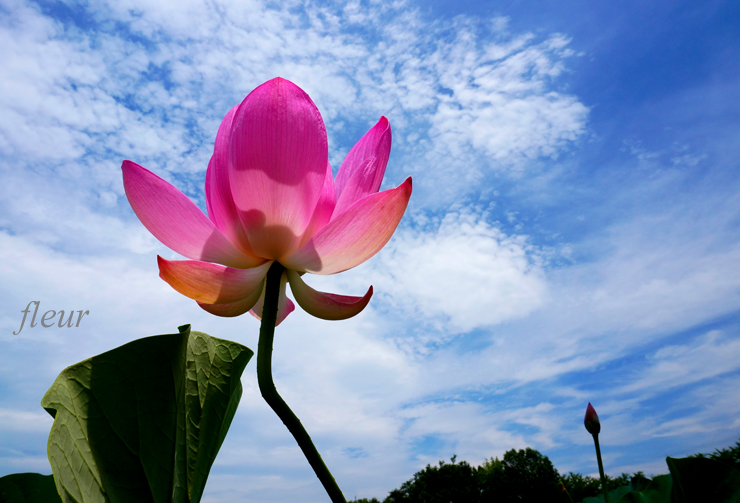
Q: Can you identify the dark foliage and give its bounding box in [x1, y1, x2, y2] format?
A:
[479, 448, 565, 503]
[560, 471, 634, 502]
[381, 448, 568, 503]
[384, 455, 480, 503]
[358, 438, 740, 503]
[688, 440, 740, 469]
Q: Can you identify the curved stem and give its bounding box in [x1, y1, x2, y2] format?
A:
[592, 433, 611, 503]
[257, 261, 347, 503]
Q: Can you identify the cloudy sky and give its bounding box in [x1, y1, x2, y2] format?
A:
[1, 0, 739, 501]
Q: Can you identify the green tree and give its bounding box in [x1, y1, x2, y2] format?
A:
[561, 471, 634, 502]
[384, 456, 480, 503]
[689, 440, 740, 469]
[560, 472, 601, 502]
[479, 448, 565, 503]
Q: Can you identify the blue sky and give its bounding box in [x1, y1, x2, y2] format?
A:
[1, 0, 740, 501]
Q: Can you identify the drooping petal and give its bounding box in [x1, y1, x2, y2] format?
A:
[122, 161, 262, 269]
[205, 105, 256, 257]
[287, 270, 372, 320]
[283, 177, 412, 275]
[197, 295, 263, 317]
[299, 160, 336, 247]
[229, 77, 328, 260]
[333, 116, 391, 204]
[157, 256, 270, 304]
[249, 271, 295, 326]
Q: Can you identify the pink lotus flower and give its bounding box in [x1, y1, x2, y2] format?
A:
[123, 77, 411, 325]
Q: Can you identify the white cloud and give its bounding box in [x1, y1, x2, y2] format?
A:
[621, 331, 740, 394]
[0, 0, 587, 220]
[430, 32, 586, 159]
[355, 210, 548, 335]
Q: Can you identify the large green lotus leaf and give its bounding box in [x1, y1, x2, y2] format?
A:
[40, 325, 252, 503]
[0, 473, 62, 502]
[667, 456, 740, 503]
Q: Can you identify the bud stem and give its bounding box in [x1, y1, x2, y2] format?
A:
[592, 433, 611, 503]
[257, 261, 347, 503]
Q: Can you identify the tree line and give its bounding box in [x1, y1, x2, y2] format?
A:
[351, 439, 740, 503]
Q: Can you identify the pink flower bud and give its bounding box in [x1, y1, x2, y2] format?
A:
[584, 402, 601, 435]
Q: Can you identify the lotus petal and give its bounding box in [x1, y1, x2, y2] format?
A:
[300, 161, 336, 247]
[205, 105, 256, 257]
[287, 270, 372, 320]
[123, 161, 261, 269]
[157, 257, 270, 304]
[283, 177, 412, 274]
[250, 271, 295, 326]
[229, 77, 328, 260]
[333, 157, 377, 219]
[197, 294, 263, 317]
[334, 117, 391, 204]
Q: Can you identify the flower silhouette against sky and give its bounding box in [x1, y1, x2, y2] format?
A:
[123, 77, 412, 325]
[584, 402, 601, 435]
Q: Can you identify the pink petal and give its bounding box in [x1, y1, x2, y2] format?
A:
[229, 77, 328, 260]
[249, 271, 295, 326]
[299, 160, 336, 247]
[122, 160, 262, 269]
[198, 296, 262, 317]
[287, 270, 372, 320]
[333, 117, 391, 214]
[332, 157, 376, 219]
[157, 256, 270, 304]
[283, 177, 412, 275]
[205, 105, 257, 257]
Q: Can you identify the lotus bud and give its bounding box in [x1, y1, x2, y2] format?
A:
[584, 402, 601, 435]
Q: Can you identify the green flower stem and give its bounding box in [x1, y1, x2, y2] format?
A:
[257, 261, 347, 503]
[592, 433, 611, 503]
